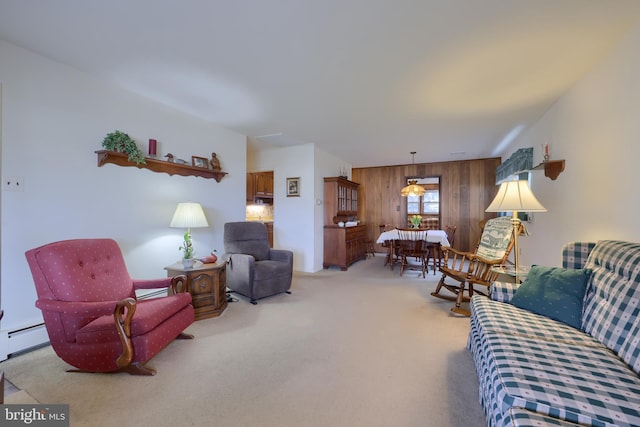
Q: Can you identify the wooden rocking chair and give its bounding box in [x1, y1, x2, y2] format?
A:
[430, 217, 522, 316]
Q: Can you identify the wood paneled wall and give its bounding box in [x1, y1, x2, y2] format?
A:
[352, 157, 501, 253]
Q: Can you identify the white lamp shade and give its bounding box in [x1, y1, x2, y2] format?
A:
[170, 202, 209, 228]
[486, 180, 547, 213]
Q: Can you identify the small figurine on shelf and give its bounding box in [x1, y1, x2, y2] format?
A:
[210, 152, 222, 171]
[165, 153, 188, 164]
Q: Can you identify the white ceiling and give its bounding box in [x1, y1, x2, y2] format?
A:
[1, 0, 640, 167]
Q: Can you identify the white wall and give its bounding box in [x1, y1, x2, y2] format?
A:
[504, 21, 640, 267]
[0, 40, 247, 356]
[249, 144, 350, 272]
[250, 144, 316, 272]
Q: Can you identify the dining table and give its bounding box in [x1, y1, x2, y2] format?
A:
[376, 229, 451, 274]
[376, 229, 450, 247]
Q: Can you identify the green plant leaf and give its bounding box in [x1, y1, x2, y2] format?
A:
[101, 130, 146, 165]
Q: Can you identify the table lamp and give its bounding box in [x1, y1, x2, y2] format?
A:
[170, 202, 209, 267]
[485, 180, 546, 281]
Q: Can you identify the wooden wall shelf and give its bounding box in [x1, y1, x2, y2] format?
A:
[96, 150, 228, 182]
[530, 159, 565, 180]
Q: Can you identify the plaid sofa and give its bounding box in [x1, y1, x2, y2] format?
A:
[468, 240, 640, 427]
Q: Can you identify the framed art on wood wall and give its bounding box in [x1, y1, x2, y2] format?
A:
[287, 177, 300, 197]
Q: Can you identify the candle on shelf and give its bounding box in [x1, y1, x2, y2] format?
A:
[148, 139, 157, 157]
[544, 143, 549, 162]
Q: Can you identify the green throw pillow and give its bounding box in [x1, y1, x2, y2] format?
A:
[511, 265, 592, 329]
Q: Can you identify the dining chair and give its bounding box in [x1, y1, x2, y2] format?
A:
[444, 225, 457, 247]
[395, 229, 428, 277]
[436, 224, 457, 267]
[420, 225, 454, 275]
[422, 217, 440, 230]
[379, 224, 396, 268]
[424, 242, 440, 275]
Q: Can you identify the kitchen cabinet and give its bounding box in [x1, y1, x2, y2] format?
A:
[255, 171, 273, 197]
[247, 171, 274, 202]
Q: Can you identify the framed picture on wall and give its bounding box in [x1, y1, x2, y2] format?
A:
[286, 177, 300, 197]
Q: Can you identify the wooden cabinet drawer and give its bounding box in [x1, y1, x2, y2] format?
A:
[192, 294, 214, 309]
[323, 225, 366, 270]
[345, 226, 365, 240]
[190, 272, 213, 295]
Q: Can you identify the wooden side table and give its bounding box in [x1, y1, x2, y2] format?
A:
[165, 261, 227, 321]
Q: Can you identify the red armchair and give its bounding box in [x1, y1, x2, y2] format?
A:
[25, 238, 195, 375]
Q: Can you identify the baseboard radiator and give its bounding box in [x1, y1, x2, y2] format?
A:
[0, 292, 164, 361]
[0, 323, 49, 361]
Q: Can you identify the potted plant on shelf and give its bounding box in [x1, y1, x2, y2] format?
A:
[101, 130, 146, 165]
[179, 231, 196, 268]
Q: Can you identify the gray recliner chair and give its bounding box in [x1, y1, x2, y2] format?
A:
[223, 221, 293, 304]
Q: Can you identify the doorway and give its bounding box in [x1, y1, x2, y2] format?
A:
[405, 176, 440, 229]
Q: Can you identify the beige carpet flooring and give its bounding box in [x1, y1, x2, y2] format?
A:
[0, 255, 485, 427]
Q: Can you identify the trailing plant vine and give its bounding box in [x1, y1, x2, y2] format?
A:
[101, 130, 146, 164]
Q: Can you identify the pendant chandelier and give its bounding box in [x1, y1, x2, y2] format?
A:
[400, 152, 426, 197]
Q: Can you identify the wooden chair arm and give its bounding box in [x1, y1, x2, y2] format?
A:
[441, 246, 474, 260]
[471, 254, 507, 266]
[467, 256, 505, 288]
[441, 246, 476, 272]
[169, 275, 188, 294]
[114, 297, 136, 369]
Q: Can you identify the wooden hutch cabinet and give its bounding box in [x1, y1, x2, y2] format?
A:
[323, 177, 367, 270]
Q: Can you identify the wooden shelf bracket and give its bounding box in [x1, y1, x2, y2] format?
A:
[530, 159, 565, 180]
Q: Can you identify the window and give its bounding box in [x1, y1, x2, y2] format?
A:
[407, 194, 421, 215]
[406, 189, 439, 215]
[423, 190, 439, 214]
